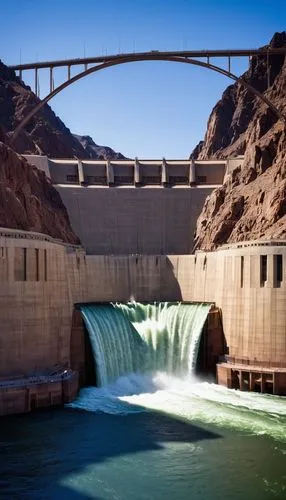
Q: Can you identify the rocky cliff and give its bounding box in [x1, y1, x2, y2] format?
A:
[0, 60, 126, 159]
[0, 141, 79, 244]
[0, 58, 129, 243]
[193, 32, 286, 251]
[73, 134, 126, 160]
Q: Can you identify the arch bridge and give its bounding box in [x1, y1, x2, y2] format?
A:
[9, 47, 286, 143]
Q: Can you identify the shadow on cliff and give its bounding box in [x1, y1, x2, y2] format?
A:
[0, 405, 221, 500]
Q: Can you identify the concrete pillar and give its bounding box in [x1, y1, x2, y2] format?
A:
[244, 255, 252, 288]
[239, 370, 242, 390]
[134, 157, 141, 186]
[161, 158, 168, 187]
[50, 67, 53, 93]
[106, 160, 114, 186]
[77, 160, 85, 185]
[189, 160, 196, 185]
[273, 373, 277, 395]
[35, 68, 38, 97]
[249, 371, 254, 391]
[265, 254, 274, 288]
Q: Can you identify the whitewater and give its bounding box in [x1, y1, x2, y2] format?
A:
[69, 302, 286, 443]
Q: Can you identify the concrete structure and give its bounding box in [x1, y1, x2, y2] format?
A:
[0, 370, 78, 416]
[0, 227, 285, 415]
[9, 47, 286, 143]
[26, 155, 241, 186]
[25, 156, 240, 254]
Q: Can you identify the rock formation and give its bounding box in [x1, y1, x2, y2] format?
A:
[193, 32, 286, 251]
[0, 60, 126, 159]
[0, 141, 79, 244]
[73, 134, 126, 160]
[0, 58, 128, 243]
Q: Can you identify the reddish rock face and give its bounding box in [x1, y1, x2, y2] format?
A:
[0, 141, 79, 244]
[193, 32, 286, 251]
[0, 61, 125, 159]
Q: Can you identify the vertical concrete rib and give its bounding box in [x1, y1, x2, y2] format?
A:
[161, 158, 168, 187]
[106, 160, 114, 186]
[189, 160, 196, 185]
[77, 160, 85, 185]
[134, 157, 141, 186]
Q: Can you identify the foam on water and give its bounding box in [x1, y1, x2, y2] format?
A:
[69, 372, 286, 442]
[70, 302, 286, 442]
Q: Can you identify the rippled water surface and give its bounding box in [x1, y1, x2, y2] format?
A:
[1, 372, 286, 500]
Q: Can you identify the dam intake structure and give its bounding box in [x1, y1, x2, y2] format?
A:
[79, 302, 212, 386]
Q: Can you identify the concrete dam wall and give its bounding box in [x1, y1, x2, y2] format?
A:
[1, 155, 285, 410]
[25, 155, 240, 254]
[0, 229, 285, 396]
[56, 186, 214, 254]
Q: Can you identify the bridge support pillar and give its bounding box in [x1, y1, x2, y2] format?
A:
[189, 160, 196, 186]
[49, 67, 54, 93]
[161, 158, 169, 187]
[106, 160, 114, 186]
[35, 68, 38, 97]
[134, 157, 141, 186]
[77, 160, 85, 185]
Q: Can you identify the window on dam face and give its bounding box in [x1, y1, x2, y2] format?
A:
[66, 174, 79, 183]
[260, 255, 267, 286]
[197, 175, 207, 183]
[44, 250, 48, 282]
[35, 249, 39, 281]
[274, 254, 283, 287]
[14, 247, 27, 281]
[240, 256, 244, 288]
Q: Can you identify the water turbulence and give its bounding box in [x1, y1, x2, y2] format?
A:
[79, 302, 210, 385]
[71, 302, 286, 442]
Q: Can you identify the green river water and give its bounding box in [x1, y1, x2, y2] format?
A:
[0, 302, 285, 499]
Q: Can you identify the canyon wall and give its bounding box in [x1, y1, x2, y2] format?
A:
[192, 32, 286, 250]
[0, 60, 125, 159]
[0, 142, 79, 243]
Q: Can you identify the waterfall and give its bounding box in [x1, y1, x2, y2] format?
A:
[80, 302, 211, 387]
[71, 303, 286, 444]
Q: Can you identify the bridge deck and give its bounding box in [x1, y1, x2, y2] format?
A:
[10, 47, 286, 71]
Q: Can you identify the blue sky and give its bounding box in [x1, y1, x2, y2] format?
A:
[1, 0, 285, 158]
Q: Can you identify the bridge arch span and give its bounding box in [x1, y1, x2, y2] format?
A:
[10, 54, 285, 145]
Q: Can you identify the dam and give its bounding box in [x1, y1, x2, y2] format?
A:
[2, 29, 286, 499]
[0, 154, 285, 415]
[0, 221, 286, 415]
[25, 155, 241, 254]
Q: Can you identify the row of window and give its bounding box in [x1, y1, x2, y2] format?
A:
[65, 174, 208, 185]
[15, 248, 48, 282]
[240, 254, 283, 288]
